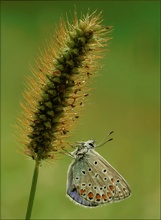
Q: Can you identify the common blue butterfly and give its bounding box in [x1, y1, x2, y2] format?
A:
[66, 132, 131, 207]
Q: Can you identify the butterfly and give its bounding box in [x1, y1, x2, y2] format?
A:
[65, 131, 131, 207]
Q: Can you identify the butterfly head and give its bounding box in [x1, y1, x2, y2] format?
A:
[72, 140, 96, 158]
[78, 140, 96, 149]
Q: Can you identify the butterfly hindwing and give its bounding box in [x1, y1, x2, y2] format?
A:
[67, 158, 98, 207]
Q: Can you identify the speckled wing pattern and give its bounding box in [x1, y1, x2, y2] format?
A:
[67, 149, 131, 207]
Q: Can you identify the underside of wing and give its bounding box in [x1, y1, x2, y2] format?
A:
[67, 161, 98, 207]
[66, 150, 131, 207]
[86, 150, 132, 202]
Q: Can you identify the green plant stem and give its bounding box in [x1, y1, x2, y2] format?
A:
[25, 160, 40, 220]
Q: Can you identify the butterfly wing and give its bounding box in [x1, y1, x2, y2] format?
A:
[67, 149, 131, 207]
[86, 149, 132, 203]
[67, 158, 99, 207]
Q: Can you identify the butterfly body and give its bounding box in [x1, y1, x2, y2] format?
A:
[67, 139, 131, 207]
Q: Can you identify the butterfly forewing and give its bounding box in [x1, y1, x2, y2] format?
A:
[86, 149, 131, 202]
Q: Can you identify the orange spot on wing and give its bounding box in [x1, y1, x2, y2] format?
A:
[102, 194, 107, 200]
[107, 192, 112, 198]
[88, 192, 94, 199]
[109, 185, 114, 191]
[111, 178, 114, 182]
[95, 193, 101, 199]
[80, 189, 86, 195]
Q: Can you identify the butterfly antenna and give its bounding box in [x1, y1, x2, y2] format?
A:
[96, 131, 114, 148]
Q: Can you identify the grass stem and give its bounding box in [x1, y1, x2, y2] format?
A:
[25, 160, 39, 220]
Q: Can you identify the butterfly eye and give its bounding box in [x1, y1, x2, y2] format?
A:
[89, 142, 94, 147]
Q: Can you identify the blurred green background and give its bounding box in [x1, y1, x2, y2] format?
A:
[1, 1, 160, 219]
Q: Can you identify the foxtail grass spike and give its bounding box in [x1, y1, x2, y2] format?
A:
[17, 11, 112, 163]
